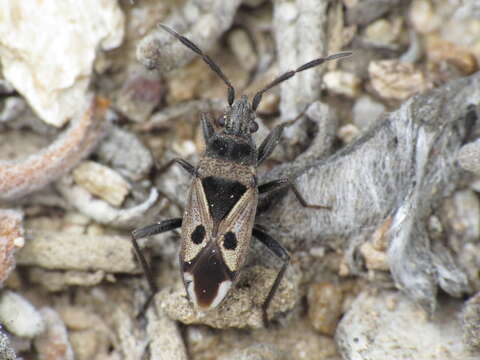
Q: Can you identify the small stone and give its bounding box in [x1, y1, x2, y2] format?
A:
[458, 139, 480, 175]
[359, 242, 389, 271]
[369, 60, 431, 100]
[34, 308, 74, 360]
[185, 326, 219, 355]
[17, 231, 140, 274]
[73, 161, 131, 207]
[0, 209, 24, 286]
[451, 190, 480, 243]
[410, 0, 441, 34]
[163, 265, 301, 329]
[147, 308, 188, 360]
[228, 29, 258, 72]
[337, 124, 360, 144]
[364, 18, 403, 45]
[116, 67, 165, 123]
[345, 0, 402, 26]
[307, 282, 344, 336]
[0, 1, 124, 127]
[323, 71, 362, 98]
[58, 306, 102, 331]
[462, 292, 480, 351]
[96, 126, 154, 181]
[0, 290, 45, 338]
[28, 268, 105, 292]
[352, 95, 385, 130]
[69, 330, 100, 360]
[426, 35, 479, 75]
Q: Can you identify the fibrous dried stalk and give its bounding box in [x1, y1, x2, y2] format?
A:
[0, 95, 110, 201]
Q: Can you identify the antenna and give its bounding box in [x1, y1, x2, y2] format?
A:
[251, 52, 352, 111]
[159, 24, 236, 106]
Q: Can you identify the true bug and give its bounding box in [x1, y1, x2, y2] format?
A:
[131, 24, 351, 323]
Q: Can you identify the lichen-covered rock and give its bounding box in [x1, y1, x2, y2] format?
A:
[336, 289, 478, 360]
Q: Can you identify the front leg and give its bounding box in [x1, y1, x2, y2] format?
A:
[258, 178, 330, 209]
[252, 225, 290, 325]
[131, 218, 182, 316]
[156, 158, 196, 177]
[257, 111, 306, 166]
[201, 112, 215, 143]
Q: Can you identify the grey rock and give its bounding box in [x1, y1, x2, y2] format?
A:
[336, 289, 478, 360]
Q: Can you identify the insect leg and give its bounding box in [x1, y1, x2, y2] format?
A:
[252, 226, 290, 325]
[131, 218, 182, 316]
[257, 110, 306, 166]
[201, 113, 214, 142]
[258, 178, 331, 209]
[157, 158, 196, 177]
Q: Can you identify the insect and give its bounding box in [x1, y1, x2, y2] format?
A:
[131, 24, 351, 323]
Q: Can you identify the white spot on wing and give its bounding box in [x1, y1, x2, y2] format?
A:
[210, 280, 232, 308]
[184, 272, 197, 305]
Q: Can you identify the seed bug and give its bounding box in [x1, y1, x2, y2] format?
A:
[131, 24, 351, 324]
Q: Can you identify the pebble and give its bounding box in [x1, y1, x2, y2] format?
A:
[462, 292, 480, 351]
[364, 17, 403, 45]
[69, 330, 102, 360]
[163, 265, 301, 329]
[410, 0, 441, 34]
[28, 268, 105, 292]
[147, 308, 188, 360]
[369, 60, 431, 100]
[73, 161, 131, 207]
[34, 308, 74, 360]
[17, 232, 140, 274]
[0, 209, 24, 286]
[0, 1, 124, 127]
[425, 35, 478, 75]
[458, 139, 480, 175]
[307, 282, 344, 336]
[323, 71, 362, 98]
[95, 126, 154, 181]
[451, 190, 480, 243]
[0, 290, 44, 338]
[116, 67, 165, 123]
[337, 124, 360, 144]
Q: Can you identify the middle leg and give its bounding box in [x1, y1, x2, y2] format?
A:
[258, 178, 330, 209]
[131, 218, 182, 316]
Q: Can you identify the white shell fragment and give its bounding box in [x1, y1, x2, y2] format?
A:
[0, 290, 45, 338]
[73, 161, 131, 207]
[0, 1, 124, 127]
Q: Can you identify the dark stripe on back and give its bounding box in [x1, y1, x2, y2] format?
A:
[202, 176, 247, 222]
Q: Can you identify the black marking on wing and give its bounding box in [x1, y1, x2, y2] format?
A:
[191, 225, 206, 244]
[223, 232, 237, 250]
[202, 176, 247, 222]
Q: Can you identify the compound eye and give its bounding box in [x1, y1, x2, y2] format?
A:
[249, 121, 259, 133]
[216, 115, 226, 127]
